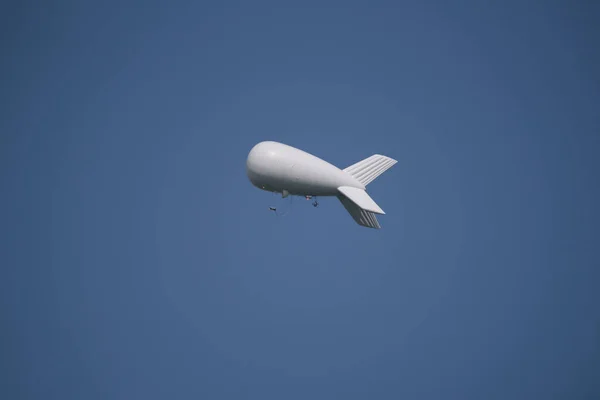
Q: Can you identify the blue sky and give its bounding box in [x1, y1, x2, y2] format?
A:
[2, 1, 599, 399]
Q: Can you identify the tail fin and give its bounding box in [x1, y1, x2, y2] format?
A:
[338, 195, 381, 229]
[343, 154, 397, 186]
[337, 186, 384, 229]
[337, 186, 385, 214]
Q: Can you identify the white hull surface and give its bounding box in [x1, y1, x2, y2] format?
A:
[246, 141, 397, 229]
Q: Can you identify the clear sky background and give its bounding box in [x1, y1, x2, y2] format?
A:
[2, 1, 599, 399]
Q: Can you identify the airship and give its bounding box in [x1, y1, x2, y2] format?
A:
[246, 141, 397, 229]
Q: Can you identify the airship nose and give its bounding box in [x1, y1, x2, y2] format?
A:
[246, 141, 275, 183]
[246, 142, 264, 168]
[247, 141, 277, 165]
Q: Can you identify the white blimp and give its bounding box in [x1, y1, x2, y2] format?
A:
[246, 141, 397, 229]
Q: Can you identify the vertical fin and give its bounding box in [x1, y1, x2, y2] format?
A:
[343, 154, 397, 186]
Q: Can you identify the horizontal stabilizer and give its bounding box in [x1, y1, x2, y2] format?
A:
[343, 154, 397, 186]
[337, 186, 385, 214]
[338, 195, 381, 229]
